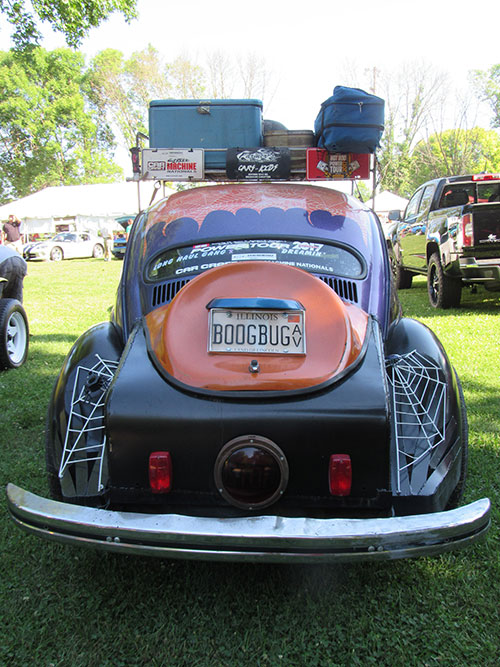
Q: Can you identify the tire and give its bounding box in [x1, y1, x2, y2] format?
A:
[0, 299, 29, 369]
[92, 244, 104, 259]
[446, 372, 468, 509]
[50, 246, 63, 262]
[389, 248, 413, 289]
[427, 253, 462, 308]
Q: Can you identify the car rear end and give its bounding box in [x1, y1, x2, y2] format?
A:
[7, 184, 490, 561]
[443, 175, 500, 287]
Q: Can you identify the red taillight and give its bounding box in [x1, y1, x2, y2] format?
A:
[329, 454, 352, 496]
[461, 213, 473, 247]
[149, 451, 172, 493]
[472, 173, 500, 181]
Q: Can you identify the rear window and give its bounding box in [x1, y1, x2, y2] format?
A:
[148, 239, 364, 281]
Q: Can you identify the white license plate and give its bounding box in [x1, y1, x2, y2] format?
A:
[208, 308, 306, 354]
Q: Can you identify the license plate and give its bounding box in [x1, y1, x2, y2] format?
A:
[208, 308, 306, 354]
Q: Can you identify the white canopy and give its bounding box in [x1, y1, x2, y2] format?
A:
[0, 181, 170, 219]
[0, 181, 172, 234]
[374, 191, 408, 213]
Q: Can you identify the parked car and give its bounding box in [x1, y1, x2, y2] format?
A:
[7, 183, 490, 562]
[112, 233, 127, 259]
[112, 216, 133, 260]
[388, 173, 500, 308]
[23, 231, 104, 262]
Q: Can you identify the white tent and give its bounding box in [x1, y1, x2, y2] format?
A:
[373, 191, 408, 223]
[0, 181, 172, 237]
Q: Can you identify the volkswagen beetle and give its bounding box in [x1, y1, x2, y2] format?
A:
[6, 183, 490, 562]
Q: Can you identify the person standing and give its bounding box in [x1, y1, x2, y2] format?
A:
[0, 244, 27, 302]
[2, 215, 23, 254]
[99, 227, 113, 261]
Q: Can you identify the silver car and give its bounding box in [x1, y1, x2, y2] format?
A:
[24, 232, 104, 261]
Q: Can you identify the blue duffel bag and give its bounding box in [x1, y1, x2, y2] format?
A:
[314, 86, 385, 154]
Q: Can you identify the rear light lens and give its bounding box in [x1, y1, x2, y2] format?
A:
[461, 213, 474, 247]
[329, 454, 352, 496]
[472, 173, 500, 181]
[214, 435, 289, 510]
[149, 451, 172, 493]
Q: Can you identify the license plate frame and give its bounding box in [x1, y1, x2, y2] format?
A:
[208, 307, 306, 355]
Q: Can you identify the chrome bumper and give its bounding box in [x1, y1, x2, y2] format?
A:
[6, 484, 490, 563]
[459, 257, 500, 281]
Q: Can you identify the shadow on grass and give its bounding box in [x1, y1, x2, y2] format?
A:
[399, 281, 500, 320]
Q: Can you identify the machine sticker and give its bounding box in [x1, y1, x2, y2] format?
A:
[141, 148, 204, 180]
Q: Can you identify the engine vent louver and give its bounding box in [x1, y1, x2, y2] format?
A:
[151, 275, 358, 308]
[318, 276, 359, 304]
[152, 278, 191, 308]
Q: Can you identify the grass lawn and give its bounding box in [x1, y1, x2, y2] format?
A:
[1, 262, 499, 666]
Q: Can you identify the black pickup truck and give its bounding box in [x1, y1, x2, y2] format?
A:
[389, 174, 500, 308]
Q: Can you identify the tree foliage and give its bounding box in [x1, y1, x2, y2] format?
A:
[471, 64, 500, 129]
[408, 128, 500, 189]
[1, 0, 137, 49]
[375, 63, 450, 197]
[87, 45, 279, 154]
[0, 47, 122, 203]
[86, 46, 207, 149]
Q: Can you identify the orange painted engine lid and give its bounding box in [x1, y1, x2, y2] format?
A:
[145, 262, 368, 392]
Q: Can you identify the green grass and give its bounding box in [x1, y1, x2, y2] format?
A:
[1, 263, 499, 666]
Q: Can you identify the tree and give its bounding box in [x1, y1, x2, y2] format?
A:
[88, 46, 278, 156]
[87, 45, 178, 150]
[1, 0, 137, 49]
[408, 128, 500, 188]
[0, 47, 122, 203]
[340, 61, 484, 196]
[375, 62, 450, 196]
[471, 64, 500, 129]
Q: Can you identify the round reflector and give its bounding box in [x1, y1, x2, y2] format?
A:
[214, 435, 288, 510]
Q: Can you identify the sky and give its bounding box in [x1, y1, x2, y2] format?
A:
[1, 0, 500, 171]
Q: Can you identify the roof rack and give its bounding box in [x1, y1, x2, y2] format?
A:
[129, 143, 374, 185]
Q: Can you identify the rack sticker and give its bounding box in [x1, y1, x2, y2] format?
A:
[141, 148, 204, 180]
[226, 147, 291, 180]
[306, 149, 370, 180]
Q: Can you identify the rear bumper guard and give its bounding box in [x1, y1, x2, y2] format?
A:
[6, 483, 490, 563]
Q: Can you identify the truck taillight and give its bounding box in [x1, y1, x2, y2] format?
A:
[461, 214, 474, 247]
[472, 173, 500, 181]
[149, 451, 172, 493]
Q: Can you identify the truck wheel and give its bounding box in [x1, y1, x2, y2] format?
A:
[427, 253, 462, 308]
[389, 249, 413, 289]
[0, 299, 29, 369]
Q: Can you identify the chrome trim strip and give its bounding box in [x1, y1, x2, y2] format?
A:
[6, 484, 490, 563]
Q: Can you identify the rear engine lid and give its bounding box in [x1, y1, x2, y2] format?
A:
[145, 261, 368, 392]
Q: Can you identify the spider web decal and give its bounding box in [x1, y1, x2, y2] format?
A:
[59, 355, 119, 495]
[386, 351, 447, 494]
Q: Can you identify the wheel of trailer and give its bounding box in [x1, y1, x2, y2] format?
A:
[389, 248, 413, 289]
[50, 246, 63, 262]
[446, 372, 468, 509]
[0, 299, 29, 369]
[93, 244, 104, 259]
[427, 253, 461, 308]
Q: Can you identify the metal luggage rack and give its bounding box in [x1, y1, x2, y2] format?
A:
[129, 139, 375, 186]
